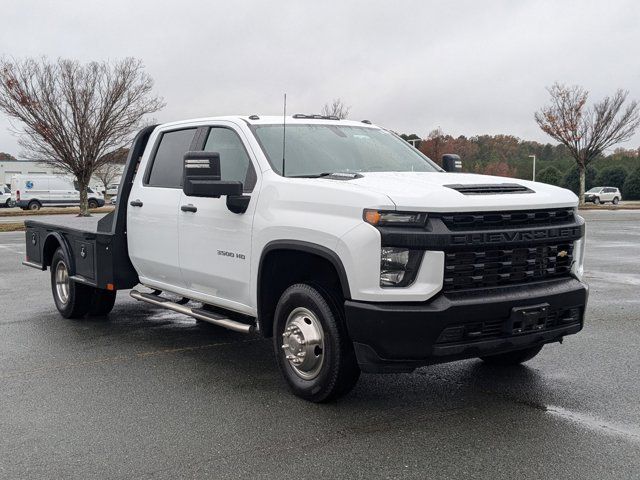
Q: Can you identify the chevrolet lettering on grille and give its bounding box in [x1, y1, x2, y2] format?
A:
[451, 227, 581, 246]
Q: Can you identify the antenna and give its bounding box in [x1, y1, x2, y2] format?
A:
[282, 93, 287, 177]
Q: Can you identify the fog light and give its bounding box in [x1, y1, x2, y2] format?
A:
[380, 270, 406, 287]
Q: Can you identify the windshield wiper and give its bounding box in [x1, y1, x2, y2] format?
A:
[288, 172, 335, 178]
[288, 172, 364, 180]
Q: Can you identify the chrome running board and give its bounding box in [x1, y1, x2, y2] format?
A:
[130, 290, 254, 334]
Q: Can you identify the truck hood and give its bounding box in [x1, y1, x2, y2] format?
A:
[345, 172, 578, 212]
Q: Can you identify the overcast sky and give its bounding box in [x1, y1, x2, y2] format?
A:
[1, 0, 639, 156]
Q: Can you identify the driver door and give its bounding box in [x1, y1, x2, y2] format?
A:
[178, 123, 259, 312]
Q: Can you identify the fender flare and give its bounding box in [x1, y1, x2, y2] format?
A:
[258, 240, 352, 301]
[43, 232, 75, 274]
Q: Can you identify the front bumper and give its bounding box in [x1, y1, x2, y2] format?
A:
[344, 278, 588, 373]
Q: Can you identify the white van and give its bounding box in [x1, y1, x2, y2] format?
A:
[10, 174, 105, 211]
[1, 184, 14, 208]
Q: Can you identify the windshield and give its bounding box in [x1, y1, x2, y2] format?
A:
[586, 188, 601, 193]
[253, 124, 440, 177]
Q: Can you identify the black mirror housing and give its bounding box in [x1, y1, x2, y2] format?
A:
[183, 151, 243, 197]
[442, 154, 462, 172]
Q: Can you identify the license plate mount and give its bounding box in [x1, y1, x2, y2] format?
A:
[507, 303, 549, 335]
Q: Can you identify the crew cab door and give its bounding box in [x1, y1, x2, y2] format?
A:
[127, 127, 198, 288]
[178, 123, 259, 312]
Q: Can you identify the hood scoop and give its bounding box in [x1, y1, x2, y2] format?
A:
[444, 183, 534, 195]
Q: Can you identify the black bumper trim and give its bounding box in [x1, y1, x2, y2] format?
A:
[344, 278, 588, 373]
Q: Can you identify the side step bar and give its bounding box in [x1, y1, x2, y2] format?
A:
[130, 290, 255, 334]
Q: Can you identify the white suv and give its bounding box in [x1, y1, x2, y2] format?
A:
[584, 186, 622, 204]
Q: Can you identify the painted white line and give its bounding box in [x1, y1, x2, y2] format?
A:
[546, 405, 640, 443]
[584, 271, 640, 286]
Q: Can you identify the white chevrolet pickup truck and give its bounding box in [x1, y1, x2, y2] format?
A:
[22, 115, 588, 402]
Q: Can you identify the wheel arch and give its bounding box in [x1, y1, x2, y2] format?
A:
[257, 240, 351, 338]
[42, 232, 75, 274]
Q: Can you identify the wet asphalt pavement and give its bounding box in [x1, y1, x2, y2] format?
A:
[0, 210, 639, 479]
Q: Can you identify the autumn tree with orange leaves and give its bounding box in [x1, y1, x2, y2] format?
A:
[535, 83, 640, 204]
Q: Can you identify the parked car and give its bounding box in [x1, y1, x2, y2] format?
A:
[22, 116, 587, 402]
[1, 185, 15, 208]
[106, 184, 119, 196]
[584, 186, 622, 204]
[10, 174, 105, 210]
[110, 195, 117, 205]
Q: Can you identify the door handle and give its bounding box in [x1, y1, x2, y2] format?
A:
[181, 204, 197, 213]
[130, 199, 143, 207]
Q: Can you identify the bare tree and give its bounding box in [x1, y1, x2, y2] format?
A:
[321, 98, 350, 119]
[94, 160, 123, 198]
[0, 57, 164, 215]
[535, 83, 640, 204]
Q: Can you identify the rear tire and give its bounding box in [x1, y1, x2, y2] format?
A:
[50, 247, 92, 319]
[88, 289, 116, 317]
[613, 197, 619, 205]
[273, 283, 360, 402]
[480, 345, 543, 366]
[28, 200, 41, 211]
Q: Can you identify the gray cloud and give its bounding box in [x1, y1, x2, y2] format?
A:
[1, 0, 639, 156]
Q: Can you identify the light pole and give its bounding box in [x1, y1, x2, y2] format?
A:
[528, 155, 536, 181]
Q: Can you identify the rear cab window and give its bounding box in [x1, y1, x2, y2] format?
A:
[145, 128, 197, 188]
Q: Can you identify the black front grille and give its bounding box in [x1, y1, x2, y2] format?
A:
[437, 208, 574, 231]
[444, 183, 534, 195]
[443, 243, 573, 291]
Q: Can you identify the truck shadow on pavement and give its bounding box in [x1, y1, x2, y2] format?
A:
[75, 298, 566, 417]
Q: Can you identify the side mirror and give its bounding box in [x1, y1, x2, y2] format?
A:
[183, 151, 243, 197]
[442, 154, 462, 172]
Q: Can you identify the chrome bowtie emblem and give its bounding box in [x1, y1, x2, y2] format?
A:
[557, 250, 568, 258]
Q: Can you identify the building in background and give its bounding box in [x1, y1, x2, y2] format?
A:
[0, 159, 123, 191]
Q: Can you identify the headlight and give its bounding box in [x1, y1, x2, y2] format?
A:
[364, 209, 427, 227]
[380, 247, 423, 287]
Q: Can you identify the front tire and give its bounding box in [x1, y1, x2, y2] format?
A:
[613, 197, 619, 205]
[597, 197, 604, 205]
[480, 345, 543, 366]
[50, 248, 93, 318]
[273, 283, 360, 402]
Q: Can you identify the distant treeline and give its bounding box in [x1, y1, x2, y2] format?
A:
[400, 132, 640, 199]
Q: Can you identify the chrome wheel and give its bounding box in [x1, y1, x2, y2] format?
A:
[55, 261, 70, 305]
[281, 307, 325, 380]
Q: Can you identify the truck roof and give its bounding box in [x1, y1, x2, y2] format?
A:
[156, 115, 379, 129]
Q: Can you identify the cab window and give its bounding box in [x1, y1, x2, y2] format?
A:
[203, 127, 256, 192]
[146, 129, 197, 188]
